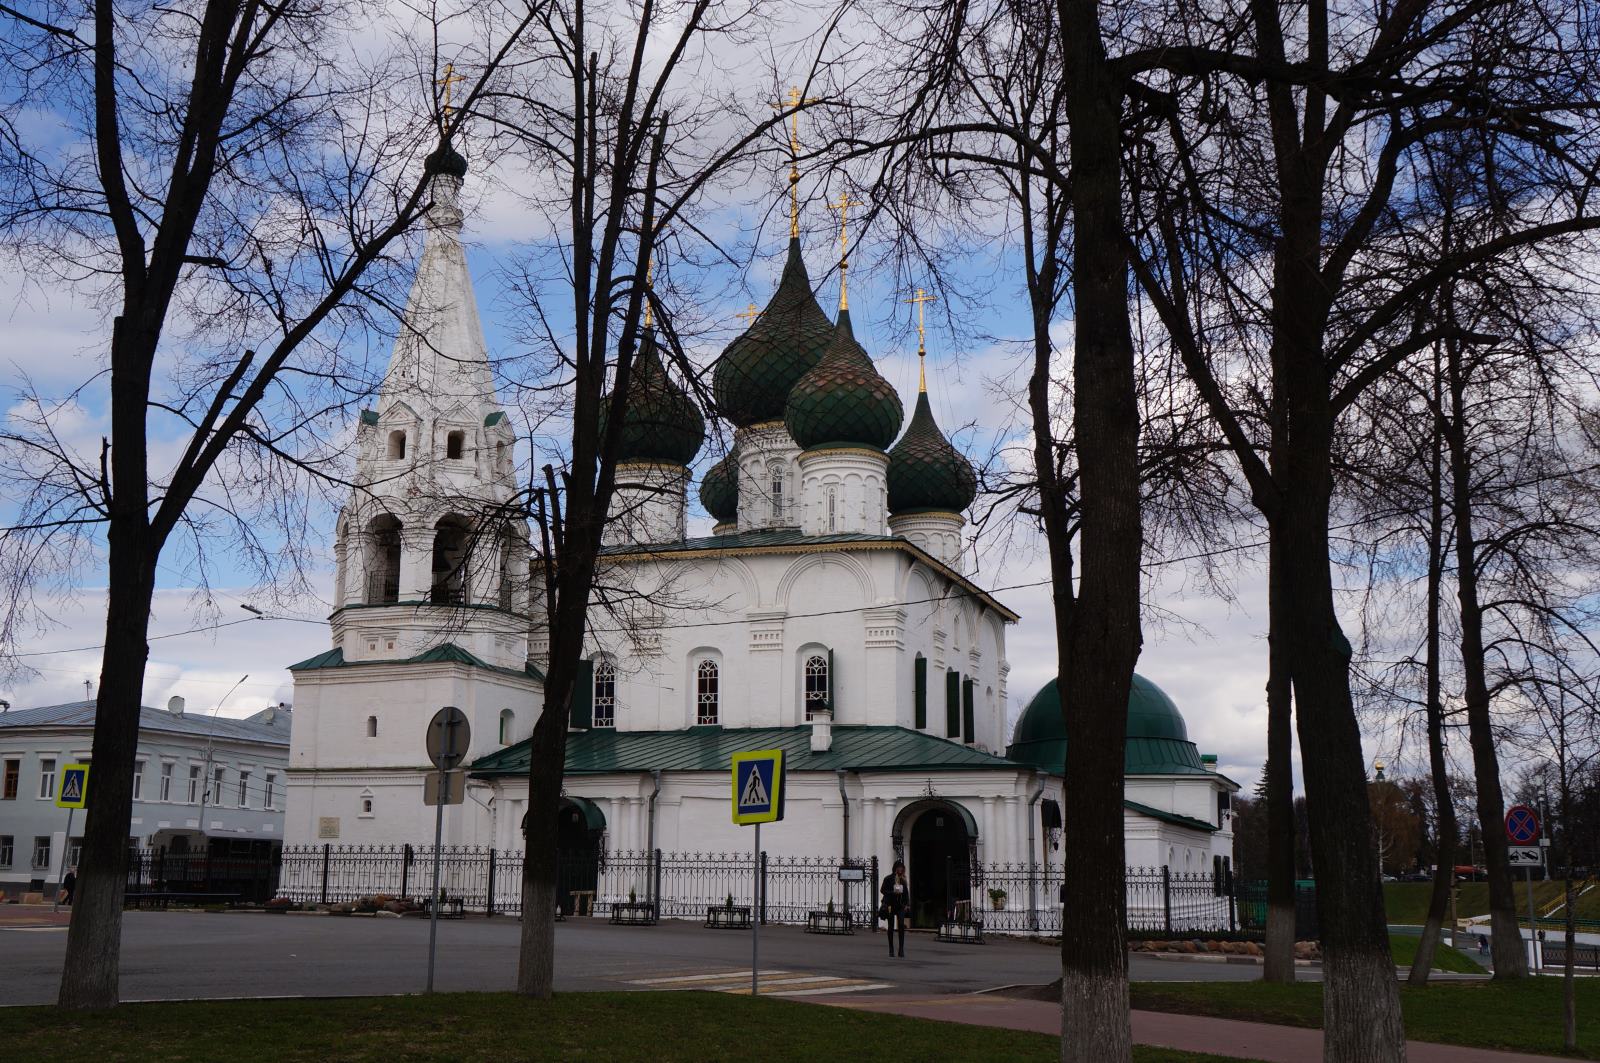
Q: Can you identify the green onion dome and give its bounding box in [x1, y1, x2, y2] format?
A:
[698, 445, 740, 524]
[887, 391, 977, 514]
[783, 308, 903, 451]
[424, 141, 468, 178]
[599, 330, 706, 467]
[1005, 674, 1211, 776]
[712, 239, 835, 427]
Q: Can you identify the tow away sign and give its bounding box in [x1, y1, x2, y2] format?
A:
[1508, 846, 1545, 867]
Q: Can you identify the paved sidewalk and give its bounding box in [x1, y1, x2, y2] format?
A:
[0, 907, 71, 929]
[811, 993, 1568, 1062]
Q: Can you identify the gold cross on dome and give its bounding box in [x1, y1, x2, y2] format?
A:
[905, 287, 938, 391]
[829, 194, 864, 311]
[771, 86, 825, 238]
[735, 303, 761, 324]
[437, 62, 467, 127]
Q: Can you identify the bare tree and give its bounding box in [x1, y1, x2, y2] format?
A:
[0, 0, 538, 1008]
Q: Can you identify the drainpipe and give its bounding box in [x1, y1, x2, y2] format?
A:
[1026, 773, 1047, 932]
[835, 770, 851, 856]
[645, 770, 662, 854]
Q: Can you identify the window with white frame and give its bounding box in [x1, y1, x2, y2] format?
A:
[768, 462, 785, 523]
[804, 654, 830, 720]
[32, 835, 51, 868]
[3, 758, 18, 800]
[237, 771, 250, 808]
[263, 772, 276, 810]
[187, 765, 200, 803]
[211, 767, 224, 806]
[0, 835, 12, 866]
[132, 761, 145, 801]
[68, 836, 82, 867]
[827, 488, 837, 533]
[696, 660, 720, 725]
[160, 763, 174, 802]
[593, 661, 617, 728]
[37, 758, 56, 800]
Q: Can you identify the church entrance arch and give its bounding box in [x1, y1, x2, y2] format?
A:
[524, 798, 605, 915]
[892, 798, 978, 928]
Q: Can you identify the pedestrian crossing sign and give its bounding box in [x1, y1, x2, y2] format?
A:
[730, 749, 785, 825]
[56, 762, 90, 809]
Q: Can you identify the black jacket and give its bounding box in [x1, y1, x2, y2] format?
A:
[880, 873, 910, 913]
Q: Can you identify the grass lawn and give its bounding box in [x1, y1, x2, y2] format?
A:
[1132, 977, 1596, 1058]
[0, 991, 1250, 1063]
[1385, 879, 1600, 925]
[1388, 931, 1486, 973]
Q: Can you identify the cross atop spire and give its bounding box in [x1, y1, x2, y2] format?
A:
[772, 86, 824, 239]
[905, 288, 937, 392]
[735, 302, 761, 324]
[437, 62, 467, 130]
[829, 193, 863, 311]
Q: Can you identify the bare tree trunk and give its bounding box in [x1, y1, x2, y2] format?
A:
[1263, 534, 1297, 983]
[1410, 390, 1455, 987]
[1052, 2, 1140, 1058]
[1442, 335, 1528, 980]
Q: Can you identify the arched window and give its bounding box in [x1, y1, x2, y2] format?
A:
[359, 790, 375, 817]
[366, 715, 378, 738]
[804, 653, 830, 720]
[696, 660, 720, 725]
[431, 516, 469, 604]
[593, 661, 617, 728]
[387, 430, 407, 460]
[769, 462, 785, 523]
[499, 708, 515, 745]
[446, 430, 465, 460]
[827, 488, 837, 533]
[365, 514, 402, 604]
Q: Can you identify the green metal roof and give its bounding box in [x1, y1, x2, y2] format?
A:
[288, 642, 546, 682]
[484, 410, 506, 426]
[359, 409, 379, 425]
[470, 725, 1025, 777]
[1006, 674, 1212, 776]
[1123, 798, 1218, 834]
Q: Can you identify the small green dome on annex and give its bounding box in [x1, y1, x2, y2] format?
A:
[1006, 674, 1216, 776]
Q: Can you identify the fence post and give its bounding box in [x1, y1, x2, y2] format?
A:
[1227, 868, 1237, 933]
[653, 848, 662, 917]
[400, 843, 412, 900]
[486, 848, 496, 917]
[759, 851, 768, 925]
[1162, 865, 1172, 936]
[870, 855, 878, 928]
[320, 843, 331, 906]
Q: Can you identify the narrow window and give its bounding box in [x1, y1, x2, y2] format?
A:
[769, 463, 785, 523]
[67, 836, 82, 867]
[210, 767, 224, 806]
[187, 766, 200, 803]
[446, 430, 465, 460]
[237, 771, 250, 808]
[499, 708, 515, 745]
[696, 660, 720, 725]
[362, 797, 374, 815]
[33, 835, 51, 869]
[2, 758, 17, 800]
[804, 654, 830, 720]
[367, 715, 378, 738]
[593, 661, 617, 728]
[913, 655, 927, 729]
[132, 762, 145, 801]
[37, 758, 56, 800]
[827, 489, 837, 533]
[387, 430, 407, 460]
[264, 773, 277, 810]
[0, 836, 12, 867]
[159, 763, 173, 802]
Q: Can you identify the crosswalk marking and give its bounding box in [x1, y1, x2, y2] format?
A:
[624, 967, 890, 997]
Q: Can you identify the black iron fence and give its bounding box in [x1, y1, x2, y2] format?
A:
[126, 848, 279, 903]
[264, 845, 1266, 935]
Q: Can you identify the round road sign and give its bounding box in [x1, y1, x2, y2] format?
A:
[1505, 803, 1540, 845]
[426, 706, 471, 770]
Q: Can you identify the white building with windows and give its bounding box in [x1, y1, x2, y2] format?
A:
[0, 698, 290, 896]
[282, 145, 1238, 924]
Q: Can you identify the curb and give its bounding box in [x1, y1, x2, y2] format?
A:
[1137, 951, 1315, 967]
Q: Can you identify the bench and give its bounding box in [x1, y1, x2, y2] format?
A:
[124, 891, 242, 910]
[422, 897, 465, 919]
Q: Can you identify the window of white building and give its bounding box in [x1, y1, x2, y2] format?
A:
[187, 765, 200, 804]
[160, 763, 174, 802]
[0, 835, 12, 866]
[499, 709, 515, 745]
[211, 767, 224, 806]
[367, 715, 378, 738]
[263, 773, 277, 810]
[132, 761, 145, 801]
[803, 654, 830, 720]
[593, 662, 617, 728]
[32, 835, 51, 868]
[238, 771, 250, 808]
[2, 758, 18, 800]
[37, 758, 56, 800]
[768, 462, 785, 523]
[696, 660, 719, 726]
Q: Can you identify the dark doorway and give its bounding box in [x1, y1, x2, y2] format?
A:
[908, 806, 971, 927]
[528, 800, 604, 916]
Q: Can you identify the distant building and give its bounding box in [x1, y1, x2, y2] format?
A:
[0, 697, 290, 895]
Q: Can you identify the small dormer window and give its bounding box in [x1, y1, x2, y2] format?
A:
[387, 430, 407, 460]
[446, 430, 465, 460]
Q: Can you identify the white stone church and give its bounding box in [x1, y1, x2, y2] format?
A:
[283, 145, 1238, 922]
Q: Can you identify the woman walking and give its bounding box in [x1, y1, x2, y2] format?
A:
[880, 859, 910, 957]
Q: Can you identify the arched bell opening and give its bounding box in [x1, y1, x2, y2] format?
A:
[365, 514, 402, 604]
[430, 515, 470, 604]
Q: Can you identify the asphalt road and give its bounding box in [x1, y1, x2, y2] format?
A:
[0, 912, 1293, 1006]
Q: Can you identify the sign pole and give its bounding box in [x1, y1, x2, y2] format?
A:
[426, 784, 445, 991]
[1526, 864, 1539, 973]
[51, 806, 74, 914]
[752, 820, 760, 997]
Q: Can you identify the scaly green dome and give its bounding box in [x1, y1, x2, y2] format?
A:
[887, 391, 977, 513]
[712, 239, 834, 427]
[784, 309, 903, 451]
[599, 330, 705, 467]
[1005, 674, 1212, 776]
[424, 141, 468, 178]
[699, 445, 740, 524]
